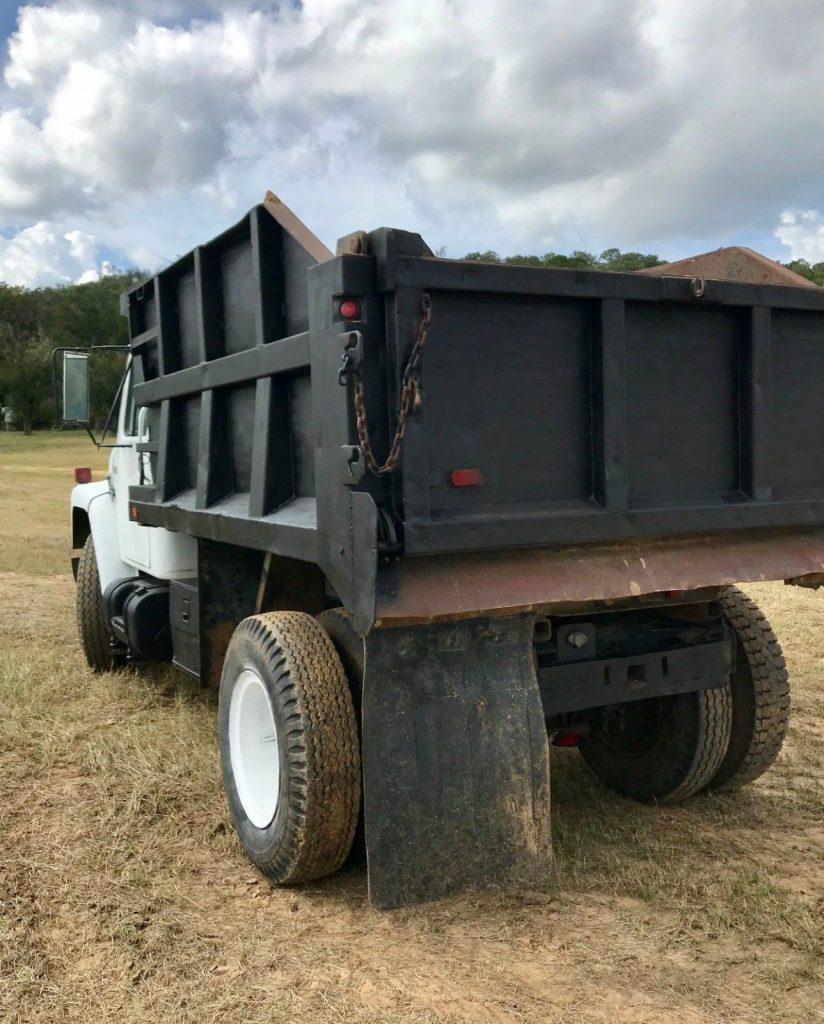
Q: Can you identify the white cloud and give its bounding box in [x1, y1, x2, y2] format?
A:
[5, 4, 111, 93]
[774, 210, 824, 264]
[2, 6, 271, 211]
[0, 222, 110, 287]
[0, 109, 88, 217]
[2, 0, 824, 284]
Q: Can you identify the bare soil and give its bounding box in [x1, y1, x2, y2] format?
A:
[1, 434, 822, 1023]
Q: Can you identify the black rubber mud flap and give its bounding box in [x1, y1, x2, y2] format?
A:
[362, 614, 552, 909]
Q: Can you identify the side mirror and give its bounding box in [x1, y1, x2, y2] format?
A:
[52, 343, 129, 446]
[61, 350, 90, 423]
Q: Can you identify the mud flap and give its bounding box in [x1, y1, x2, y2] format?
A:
[362, 614, 552, 909]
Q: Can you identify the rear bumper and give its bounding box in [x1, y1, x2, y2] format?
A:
[374, 526, 824, 627]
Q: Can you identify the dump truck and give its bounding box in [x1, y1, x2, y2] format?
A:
[58, 194, 824, 909]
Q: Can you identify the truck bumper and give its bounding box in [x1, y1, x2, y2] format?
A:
[373, 527, 824, 626]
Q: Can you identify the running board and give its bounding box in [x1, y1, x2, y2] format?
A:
[361, 614, 552, 909]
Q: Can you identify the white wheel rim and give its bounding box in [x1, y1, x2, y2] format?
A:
[228, 667, 280, 829]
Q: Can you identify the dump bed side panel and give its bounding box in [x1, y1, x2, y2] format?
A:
[128, 201, 328, 564]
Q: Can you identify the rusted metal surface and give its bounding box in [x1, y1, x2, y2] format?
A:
[262, 190, 333, 263]
[336, 230, 370, 256]
[638, 246, 817, 288]
[374, 527, 824, 626]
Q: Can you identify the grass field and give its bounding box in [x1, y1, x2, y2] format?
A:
[1, 433, 822, 1023]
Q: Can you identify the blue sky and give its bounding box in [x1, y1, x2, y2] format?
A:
[0, 8, 17, 44]
[1, 1, 824, 286]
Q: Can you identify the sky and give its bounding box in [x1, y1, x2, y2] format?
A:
[1, 0, 824, 287]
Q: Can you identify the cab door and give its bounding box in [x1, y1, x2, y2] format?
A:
[111, 368, 151, 570]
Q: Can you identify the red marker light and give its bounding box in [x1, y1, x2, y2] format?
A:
[553, 733, 582, 748]
[449, 468, 483, 488]
[74, 467, 92, 484]
[338, 298, 361, 320]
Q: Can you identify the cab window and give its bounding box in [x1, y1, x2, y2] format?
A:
[122, 371, 138, 438]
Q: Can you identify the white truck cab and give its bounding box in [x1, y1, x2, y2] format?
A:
[70, 366, 196, 591]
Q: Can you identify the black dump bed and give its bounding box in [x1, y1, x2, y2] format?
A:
[127, 197, 824, 630]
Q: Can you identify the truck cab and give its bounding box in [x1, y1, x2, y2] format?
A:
[72, 367, 197, 585]
[69, 364, 196, 665]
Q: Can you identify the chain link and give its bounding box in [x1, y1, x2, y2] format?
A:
[348, 292, 431, 475]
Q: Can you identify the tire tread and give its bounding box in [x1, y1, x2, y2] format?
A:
[76, 536, 113, 672]
[224, 612, 360, 885]
[707, 586, 790, 791]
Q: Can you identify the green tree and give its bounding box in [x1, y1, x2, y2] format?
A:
[0, 285, 52, 434]
[598, 248, 664, 271]
[463, 250, 503, 263]
[461, 247, 664, 271]
[0, 272, 144, 433]
[785, 259, 824, 286]
[40, 272, 142, 426]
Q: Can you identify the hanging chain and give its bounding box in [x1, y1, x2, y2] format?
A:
[342, 293, 431, 475]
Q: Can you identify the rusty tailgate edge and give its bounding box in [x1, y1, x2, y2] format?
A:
[374, 527, 824, 626]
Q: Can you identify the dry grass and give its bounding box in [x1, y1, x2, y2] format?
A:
[0, 432, 109, 575]
[0, 434, 822, 1023]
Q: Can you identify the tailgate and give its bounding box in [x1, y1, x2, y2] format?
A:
[385, 255, 824, 556]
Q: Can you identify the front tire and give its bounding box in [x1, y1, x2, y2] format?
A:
[76, 535, 114, 671]
[218, 612, 360, 885]
[579, 685, 732, 804]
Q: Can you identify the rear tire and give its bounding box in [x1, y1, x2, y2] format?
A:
[76, 536, 113, 672]
[579, 685, 732, 804]
[704, 587, 790, 791]
[219, 612, 360, 885]
[317, 607, 365, 861]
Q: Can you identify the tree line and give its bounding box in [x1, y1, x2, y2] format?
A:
[784, 259, 824, 285]
[463, 250, 824, 282]
[461, 247, 665, 272]
[1, 248, 819, 434]
[0, 273, 142, 433]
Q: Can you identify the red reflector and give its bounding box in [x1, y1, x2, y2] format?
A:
[338, 298, 361, 320]
[449, 468, 483, 488]
[553, 733, 582, 748]
[74, 467, 92, 484]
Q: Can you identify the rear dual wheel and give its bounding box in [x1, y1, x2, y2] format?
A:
[578, 587, 789, 803]
[218, 611, 360, 884]
[579, 685, 732, 803]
